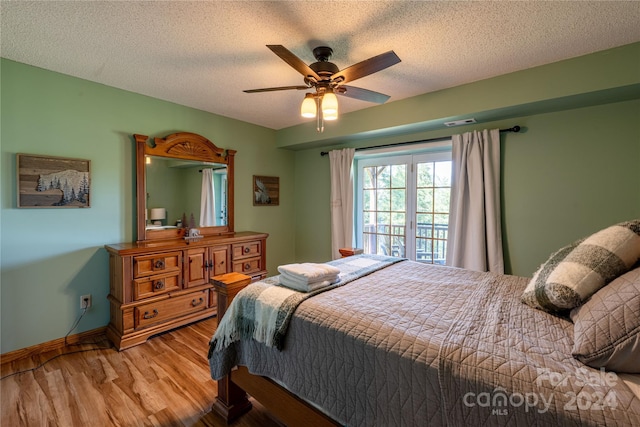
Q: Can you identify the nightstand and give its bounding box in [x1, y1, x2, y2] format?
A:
[338, 247, 364, 258]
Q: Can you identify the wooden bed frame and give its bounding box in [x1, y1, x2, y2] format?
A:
[210, 272, 340, 426]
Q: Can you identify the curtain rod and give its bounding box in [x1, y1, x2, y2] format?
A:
[320, 125, 521, 156]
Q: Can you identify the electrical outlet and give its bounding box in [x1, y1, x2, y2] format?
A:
[80, 294, 92, 309]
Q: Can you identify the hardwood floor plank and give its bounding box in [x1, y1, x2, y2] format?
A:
[127, 340, 168, 382]
[73, 372, 117, 424]
[99, 381, 146, 427]
[3, 375, 24, 426]
[157, 376, 207, 425]
[116, 356, 168, 415]
[41, 369, 75, 426]
[1, 318, 284, 427]
[148, 407, 186, 426]
[13, 372, 56, 426]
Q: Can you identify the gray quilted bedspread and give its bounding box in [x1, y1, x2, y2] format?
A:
[209, 261, 640, 426]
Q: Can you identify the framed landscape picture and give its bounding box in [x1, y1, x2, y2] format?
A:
[17, 154, 91, 208]
[253, 175, 279, 206]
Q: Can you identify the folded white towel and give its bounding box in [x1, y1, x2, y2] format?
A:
[279, 269, 339, 285]
[278, 276, 337, 292]
[277, 263, 340, 285]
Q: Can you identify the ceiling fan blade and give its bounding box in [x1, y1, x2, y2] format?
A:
[338, 85, 391, 104]
[267, 45, 322, 81]
[332, 51, 401, 84]
[244, 85, 310, 93]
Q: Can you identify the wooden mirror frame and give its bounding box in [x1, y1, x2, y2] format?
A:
[134, 132, 235, 242]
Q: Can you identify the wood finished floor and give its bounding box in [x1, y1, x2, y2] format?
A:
[1, 317, 282, 427]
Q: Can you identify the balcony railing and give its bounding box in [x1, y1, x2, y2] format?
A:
[363, 223, 448, 264]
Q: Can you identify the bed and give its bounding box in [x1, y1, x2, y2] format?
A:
[208, 223, 640, 426]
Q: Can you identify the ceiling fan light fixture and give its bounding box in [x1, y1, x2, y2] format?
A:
[301, 93, 317, 118]
[321, 90, 339, 117]
[323, 108, 338, 121]
[245, 45, 400, 131]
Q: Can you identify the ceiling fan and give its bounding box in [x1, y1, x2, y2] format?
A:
[244, 45, 401, 131]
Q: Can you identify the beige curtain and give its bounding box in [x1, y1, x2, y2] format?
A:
[200, 168, 216, 227]
[446, 129, 504, 273]
[329, 148, 355, 260]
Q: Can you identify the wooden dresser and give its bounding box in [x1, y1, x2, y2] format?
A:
[105, 231, 267, 350]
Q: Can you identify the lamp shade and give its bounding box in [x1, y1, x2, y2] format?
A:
[300, 93, 317, 118]
[321, 90, 338, 116]
[150, 208, 166, 220]
[323, 108, 338, 121]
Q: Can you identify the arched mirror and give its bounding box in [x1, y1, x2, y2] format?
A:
[134, 132, 235, 242]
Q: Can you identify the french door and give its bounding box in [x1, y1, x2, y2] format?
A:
[356, 150, 452, 263]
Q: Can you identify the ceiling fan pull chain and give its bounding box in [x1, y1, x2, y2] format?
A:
[316, 112, 323, 133]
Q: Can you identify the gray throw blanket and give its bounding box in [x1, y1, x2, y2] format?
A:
[208, 254, 404, 356]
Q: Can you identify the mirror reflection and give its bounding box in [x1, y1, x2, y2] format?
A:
[145, 156, 228, 230]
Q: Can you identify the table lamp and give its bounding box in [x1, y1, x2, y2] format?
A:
[150, 208, 166, 226]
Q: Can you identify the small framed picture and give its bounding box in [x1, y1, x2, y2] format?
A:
[253, 175, 279, 206]
[17, 153, 91, 208]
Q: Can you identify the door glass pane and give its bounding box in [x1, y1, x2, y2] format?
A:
[391, 164, 406, 187]
[377, 189, 390, 211]
[435, 161, 451, 186]
[417, 188, 433, 212]
[434, 213, 449, 227]
[417, 163, 433, 186]
[391, 212, 405, 226]
[363, 189, 374, 210]
[363, 167, 375, 188]
[377, 166, 390, 188]
[392, 235, 405, 257]
[377, 234, 391, 256]
[434, 188, 450, 213]
[363, 211, 373, 227]
[391, 189, 405, 212]
[377, 213, 389, 230]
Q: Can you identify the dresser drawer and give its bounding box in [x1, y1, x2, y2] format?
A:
[232, 241, 261, 259]
[133, 251, 181, 278]
[134, 290, 209, 329]
[232, 257, 263, 276]
[133, 272, 181, 300]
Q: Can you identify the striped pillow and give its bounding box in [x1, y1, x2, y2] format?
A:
[521, 219, 640, 314]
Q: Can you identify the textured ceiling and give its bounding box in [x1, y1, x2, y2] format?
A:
[2, 1, 639, 130]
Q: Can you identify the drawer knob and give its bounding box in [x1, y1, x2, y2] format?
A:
[191, 297, 204, 307]
[244, 247, 250, 254]
[154, 260, 165, 269]
[244, 263, 251, 270]
[143, 309, 159, 319]
[154, 280, 165, 290]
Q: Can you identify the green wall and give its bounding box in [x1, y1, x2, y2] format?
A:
[501, 100, 640, 274]
[2, 42, 640, 355]
[1, 59, 295, 353]
[293, 99, 640, 275]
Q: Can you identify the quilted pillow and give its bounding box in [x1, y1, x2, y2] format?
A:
[570, 267, 640, 373]
[521, 219, 640, 314]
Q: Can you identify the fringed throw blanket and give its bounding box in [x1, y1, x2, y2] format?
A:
[209, 254, 404, 356]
